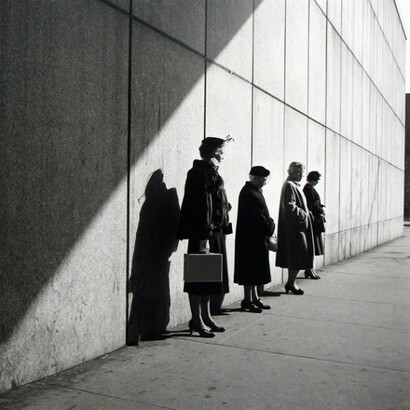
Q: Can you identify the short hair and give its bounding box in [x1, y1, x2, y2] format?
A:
[306, 171, 321, 181]
[288, 161, 304, 172]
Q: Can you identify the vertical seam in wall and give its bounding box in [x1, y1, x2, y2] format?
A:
[125, 0, 133, 343]
[282, 0, 287, 282]
[324, 0, 328, 264]
[204, 0, 208, 140]
[338, 0, 342, 260]
[338, 0, 342, 261]
[283, 0, 287, 177]
[348, 1, 354, 256]
[251, 0, 255, 165]
[361, 3, 367, 249]
[307, 0, 310, 170]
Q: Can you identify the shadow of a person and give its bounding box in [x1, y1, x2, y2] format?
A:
[127, 170, 179, 344]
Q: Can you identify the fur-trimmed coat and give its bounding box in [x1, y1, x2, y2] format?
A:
[177, 160, 230, 240]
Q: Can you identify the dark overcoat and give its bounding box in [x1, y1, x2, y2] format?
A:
[303, 183, 325, 255]
[177, 160, 230, 241]
[234, 181, 275, 286]
[275, 178, 314, 269]
[177, 159, 231, 294]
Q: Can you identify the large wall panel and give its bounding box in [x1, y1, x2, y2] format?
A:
[253, 0, 285, 99]
[326, 25, 341, 133]
[309, 0, 327, 124]
[0, 0, 129, 392]
[285, 0, 309, 114]
[133, 0, 205, 54]
[253, 89, 285, 284]
[207, 0, 253, 81]
[206, 64, 253, 304]
[128, 22, 205, 342]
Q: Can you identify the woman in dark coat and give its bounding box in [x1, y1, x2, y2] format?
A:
[276, 162, 314, 295]
[303, 171, 326, 279]
[177, 137, 232, 337]
[234, 166, 275, 312]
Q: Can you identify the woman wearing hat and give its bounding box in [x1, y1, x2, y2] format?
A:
[234, 166, 275, 312]
[177, 137, 232, 337]
[303, 171, 325, 279]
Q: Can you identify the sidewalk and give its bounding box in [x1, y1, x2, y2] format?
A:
[2, 228, 410, 410]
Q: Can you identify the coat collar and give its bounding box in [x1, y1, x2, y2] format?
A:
[286, 176, 301, 187]
[246, 181, 263, 192]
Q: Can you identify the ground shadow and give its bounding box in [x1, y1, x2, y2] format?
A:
[127, 170, 179, 344]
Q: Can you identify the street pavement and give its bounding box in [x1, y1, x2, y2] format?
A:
[1, 227, 410, 409]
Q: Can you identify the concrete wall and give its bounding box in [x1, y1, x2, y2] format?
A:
[405, 94, 410, 219]
[0, 0, 405, 393]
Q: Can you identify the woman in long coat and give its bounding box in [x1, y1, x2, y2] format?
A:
[276, 162, 314, 295]
[234, 166, 275, 312]
[177, 137, 232, 337]
[303, 171, 325, 279]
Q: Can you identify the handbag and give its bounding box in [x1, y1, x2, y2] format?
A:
[268, 235, 277, 252]
[183, 253, 223, 282]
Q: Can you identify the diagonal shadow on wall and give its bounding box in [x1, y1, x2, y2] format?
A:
[0, 0, 264, 348]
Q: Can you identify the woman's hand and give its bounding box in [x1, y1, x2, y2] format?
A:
[198, 240, 210, 253]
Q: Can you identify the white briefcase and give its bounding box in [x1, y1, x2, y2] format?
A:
[183, 253, 223, 282]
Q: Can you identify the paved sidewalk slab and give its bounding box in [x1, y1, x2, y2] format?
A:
[1, 228, 410, 409]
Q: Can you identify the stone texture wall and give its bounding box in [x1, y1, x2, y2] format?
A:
[0, 0, 405, 393]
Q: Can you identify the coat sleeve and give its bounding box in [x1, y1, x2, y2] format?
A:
[177, 169, 213, 240]
[249, 192, 275, 237]
[282, 182, 308, 229]
[303, 185, 323, 218]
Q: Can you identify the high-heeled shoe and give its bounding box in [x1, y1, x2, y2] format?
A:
[284, 284, 304, 295]
[188, 320, 215, 338]
[204, 322, 226, 332]
[253, 299, 271, 310]
[304, 269, 320, 280]
[240, 300, 262, 313]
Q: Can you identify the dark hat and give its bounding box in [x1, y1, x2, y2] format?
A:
[201, 137, 226, 148]
[250, 166, 270, 177]
[307, 171, 321, 181]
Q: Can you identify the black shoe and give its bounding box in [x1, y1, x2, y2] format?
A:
[188, 320, 215, 338]
[204, 322, 226, 332]
[253, 299, 271, 310]
[304, 269, 320, 279]
[240, 300, 263, 313]
[284, 284, 304, 295]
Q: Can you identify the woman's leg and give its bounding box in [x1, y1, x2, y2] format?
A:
[241, 286, 263, 311]
[189, 294, 204, 327]
[285, 269, 304, 294]
[286, 269, 299, 288]
[250, 286, 259, 303]
[243, 285, 253, 303]
[210, 294, 224, 314]
[201, 295, 222, 328]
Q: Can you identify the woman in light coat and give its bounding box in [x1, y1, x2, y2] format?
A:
[276, 162, 314, 295]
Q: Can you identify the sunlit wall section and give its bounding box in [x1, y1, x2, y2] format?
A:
[324, 0, 405, 261]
